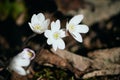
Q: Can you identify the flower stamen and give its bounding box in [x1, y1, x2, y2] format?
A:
[53, 32, 60, 39]
[33, 25, 42, 30]
[27, 51, 33, 57]
[68, 24, 75, 32]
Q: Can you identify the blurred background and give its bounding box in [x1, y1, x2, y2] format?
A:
[0, 0, 120, 80]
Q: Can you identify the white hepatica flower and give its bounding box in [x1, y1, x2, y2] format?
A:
[66, 15, 89, 42]
[44, 20, 66, 51]
[8, 48, 35, 76]
[28, 13, 50, 34]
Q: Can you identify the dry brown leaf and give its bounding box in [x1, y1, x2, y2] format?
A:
[51, 49, 92, 71]
[11, 47, 120, 80]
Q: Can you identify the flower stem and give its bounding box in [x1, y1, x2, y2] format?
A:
[22, 33, 37, 48]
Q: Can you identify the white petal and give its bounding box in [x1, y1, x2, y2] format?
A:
[28, 22, 42, 34]
[55, 20, 60, 29]
[43, 19, 50, 29]
[52, 42, 57, 51]
[69, 15, 84, 25]
[57, 39, 65, 50]
[71, 32, 83, 42]
[51, 20, 60, 31]
[37, 13, 45, 22]
[34, 30, 42, 34]
[44, 30, 51, 38]
[31, 14, 38, 24]
[59, 30, 66, 38]
[28, 22, 34, 30]
[12, 66, 27, 76]
[47, 38, 53, 45]
[51, 21, 55, 29]
[75, 25, 89, 33]
[66, 22, 69, 30]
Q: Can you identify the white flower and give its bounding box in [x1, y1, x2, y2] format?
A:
[21, 48, 35, 60]
[8, 48, 35, 76]
[28, 13, 50, 34]
[66, 15, 89, 42]
[44, 20, 66, 51]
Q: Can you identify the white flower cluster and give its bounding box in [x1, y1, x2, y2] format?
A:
[28, 13, 89, 51]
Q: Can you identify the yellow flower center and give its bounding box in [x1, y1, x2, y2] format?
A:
[53, 32, 60, 39]
[33, 25, 42, 30]
[27, 51, 33, 57]
[68, 24, 75, 32]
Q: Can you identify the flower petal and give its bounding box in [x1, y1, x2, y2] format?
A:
[52, 42, 57, 51]
[47, 38, 53, 45]
[28, 23, 41, 34]
[31, 14, 38, 24]
[55, 20, 60, 29]
[44, 30, 51, 38]
[37, 13, 45, 22]
[34, 30, 42, 34]
[71, 32, 83, 42]
[59, 30, 66, 38]
[69, 15, 84, 25]
[51, 20, 60, 31]
[28, 22, 34, 30]
[42, 19, 50, 29]
[75, 25, 89, 33]
[66, 22, 69, 30]
[57, 39, 65, 50]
